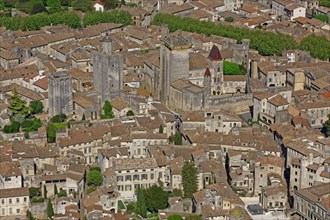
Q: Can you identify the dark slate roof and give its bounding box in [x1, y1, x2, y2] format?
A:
[208, 45, 222, 61]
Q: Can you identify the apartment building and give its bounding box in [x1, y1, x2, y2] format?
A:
[113, 158, 163, 199]
[293, 183, 330, 220]
[0, 187, 30, 217]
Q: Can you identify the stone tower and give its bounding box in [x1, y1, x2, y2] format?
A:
[160, 33, 191, 104]
[208, 45, 224, 95]
[203, 67, 212, 106]
[91, 37, 123, 104]
[48, 71, 73, 117]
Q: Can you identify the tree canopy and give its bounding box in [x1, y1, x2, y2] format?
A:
[135, 186, 147, 218]
[47, 198, 54, 218]
[182, 161, 198, 198]
[9, 89, 29, 116]
[322, 114, 330, 137]
[144, 185, 169, 212]
[101, 100, 115, 119]
[86, 168, 103, 186]
[153, 13, 330, 60]
[29, 100, 44, 114]
[126, 110, 134, 116]
[83, 10, 132, 26]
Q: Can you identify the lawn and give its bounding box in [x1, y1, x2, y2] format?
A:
[223, 61, 246, 75]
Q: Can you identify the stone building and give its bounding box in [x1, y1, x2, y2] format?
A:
[160, 33, 191, 105]
[254, 155, 285, 196]
[112, 158, 164, 200]
[48, 71, 73, 117]
[0, 187, 30, 217]
[293, 183, 330, 220]
[91, 37, 123, 104]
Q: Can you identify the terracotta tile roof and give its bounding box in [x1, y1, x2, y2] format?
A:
[295, 183, 330, 205]
[114, 158, 158, 171]
[0, 161, 22, 177]
[58, 125, 111, 147]
[223, 75, 247, 82]
[73, 93, 97, 109]
[33, 76, 48, 90]
[189, 52, 211, 70]
[268, 94, 289, 107]
[0, 83, 44, 101]
[253, 92, 276, 100]
[292, 116, 311, 127]
[240, 5, 258, 13]
[182, 111, 204, 122]
[110, 97, 129, 111]
[0, 187, 29, 198]
[256, 155, 285, 168]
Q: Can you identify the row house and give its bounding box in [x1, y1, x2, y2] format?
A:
[0, 187, 30, 217]
[182, 110, 242, 134]
[254, 155, 285, 196]
[261, 173, 287, 212]
[289, 156, 330, 194]
[253, 92, 290, 124]
[57, 125, 112, 164]
[40, 172, 84, 199]
[82, 187, 120, 214]
[272, 0, 306, 20]
[0, 161, 23, 189]
[293, 183, 330, 220]
[297, 100, 330, 128]
[112, 158, 163, 200]
[227, 150, 257, 195]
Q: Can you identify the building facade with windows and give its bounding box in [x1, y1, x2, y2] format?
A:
[0, 187, 30, 217]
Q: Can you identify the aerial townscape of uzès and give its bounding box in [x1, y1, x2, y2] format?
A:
[0, 0, 329, 220]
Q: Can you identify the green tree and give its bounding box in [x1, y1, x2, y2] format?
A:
[3, 121, 21, 133]
[322, 114, 330, 137]
[29, 100, 44, 114]
[101, 0, 119, 9]
[44, 185, 47, 199]
[47, 198, 54, 218]
[86, 169, 103, 186]
[101, 100, 114, 119]
[186, 215, 202, 220]
[135, 186, 147, 218]
[29, 187, 41, 198]
[51, 114, 67, 123]
[144, 185, 169, 212]
[72, 0, 93, 12]
[54, 184, 58, 196]
[225, 16, 234, 22]
[320, 0, 330, 7]
[159, 124, 164, 133]
[47, 0, 61, 8]
[172, 188, 182, 197]
[9, 89, 29, 116]
[58, 190, 67, 197]
[314, 14, 329, 23]
[182, 161, 198, 198]
[126, 110, 134, 116]
[174, 132, 182, 145]
[31, 2, 47, 14]
[168, 214, 183, 220]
